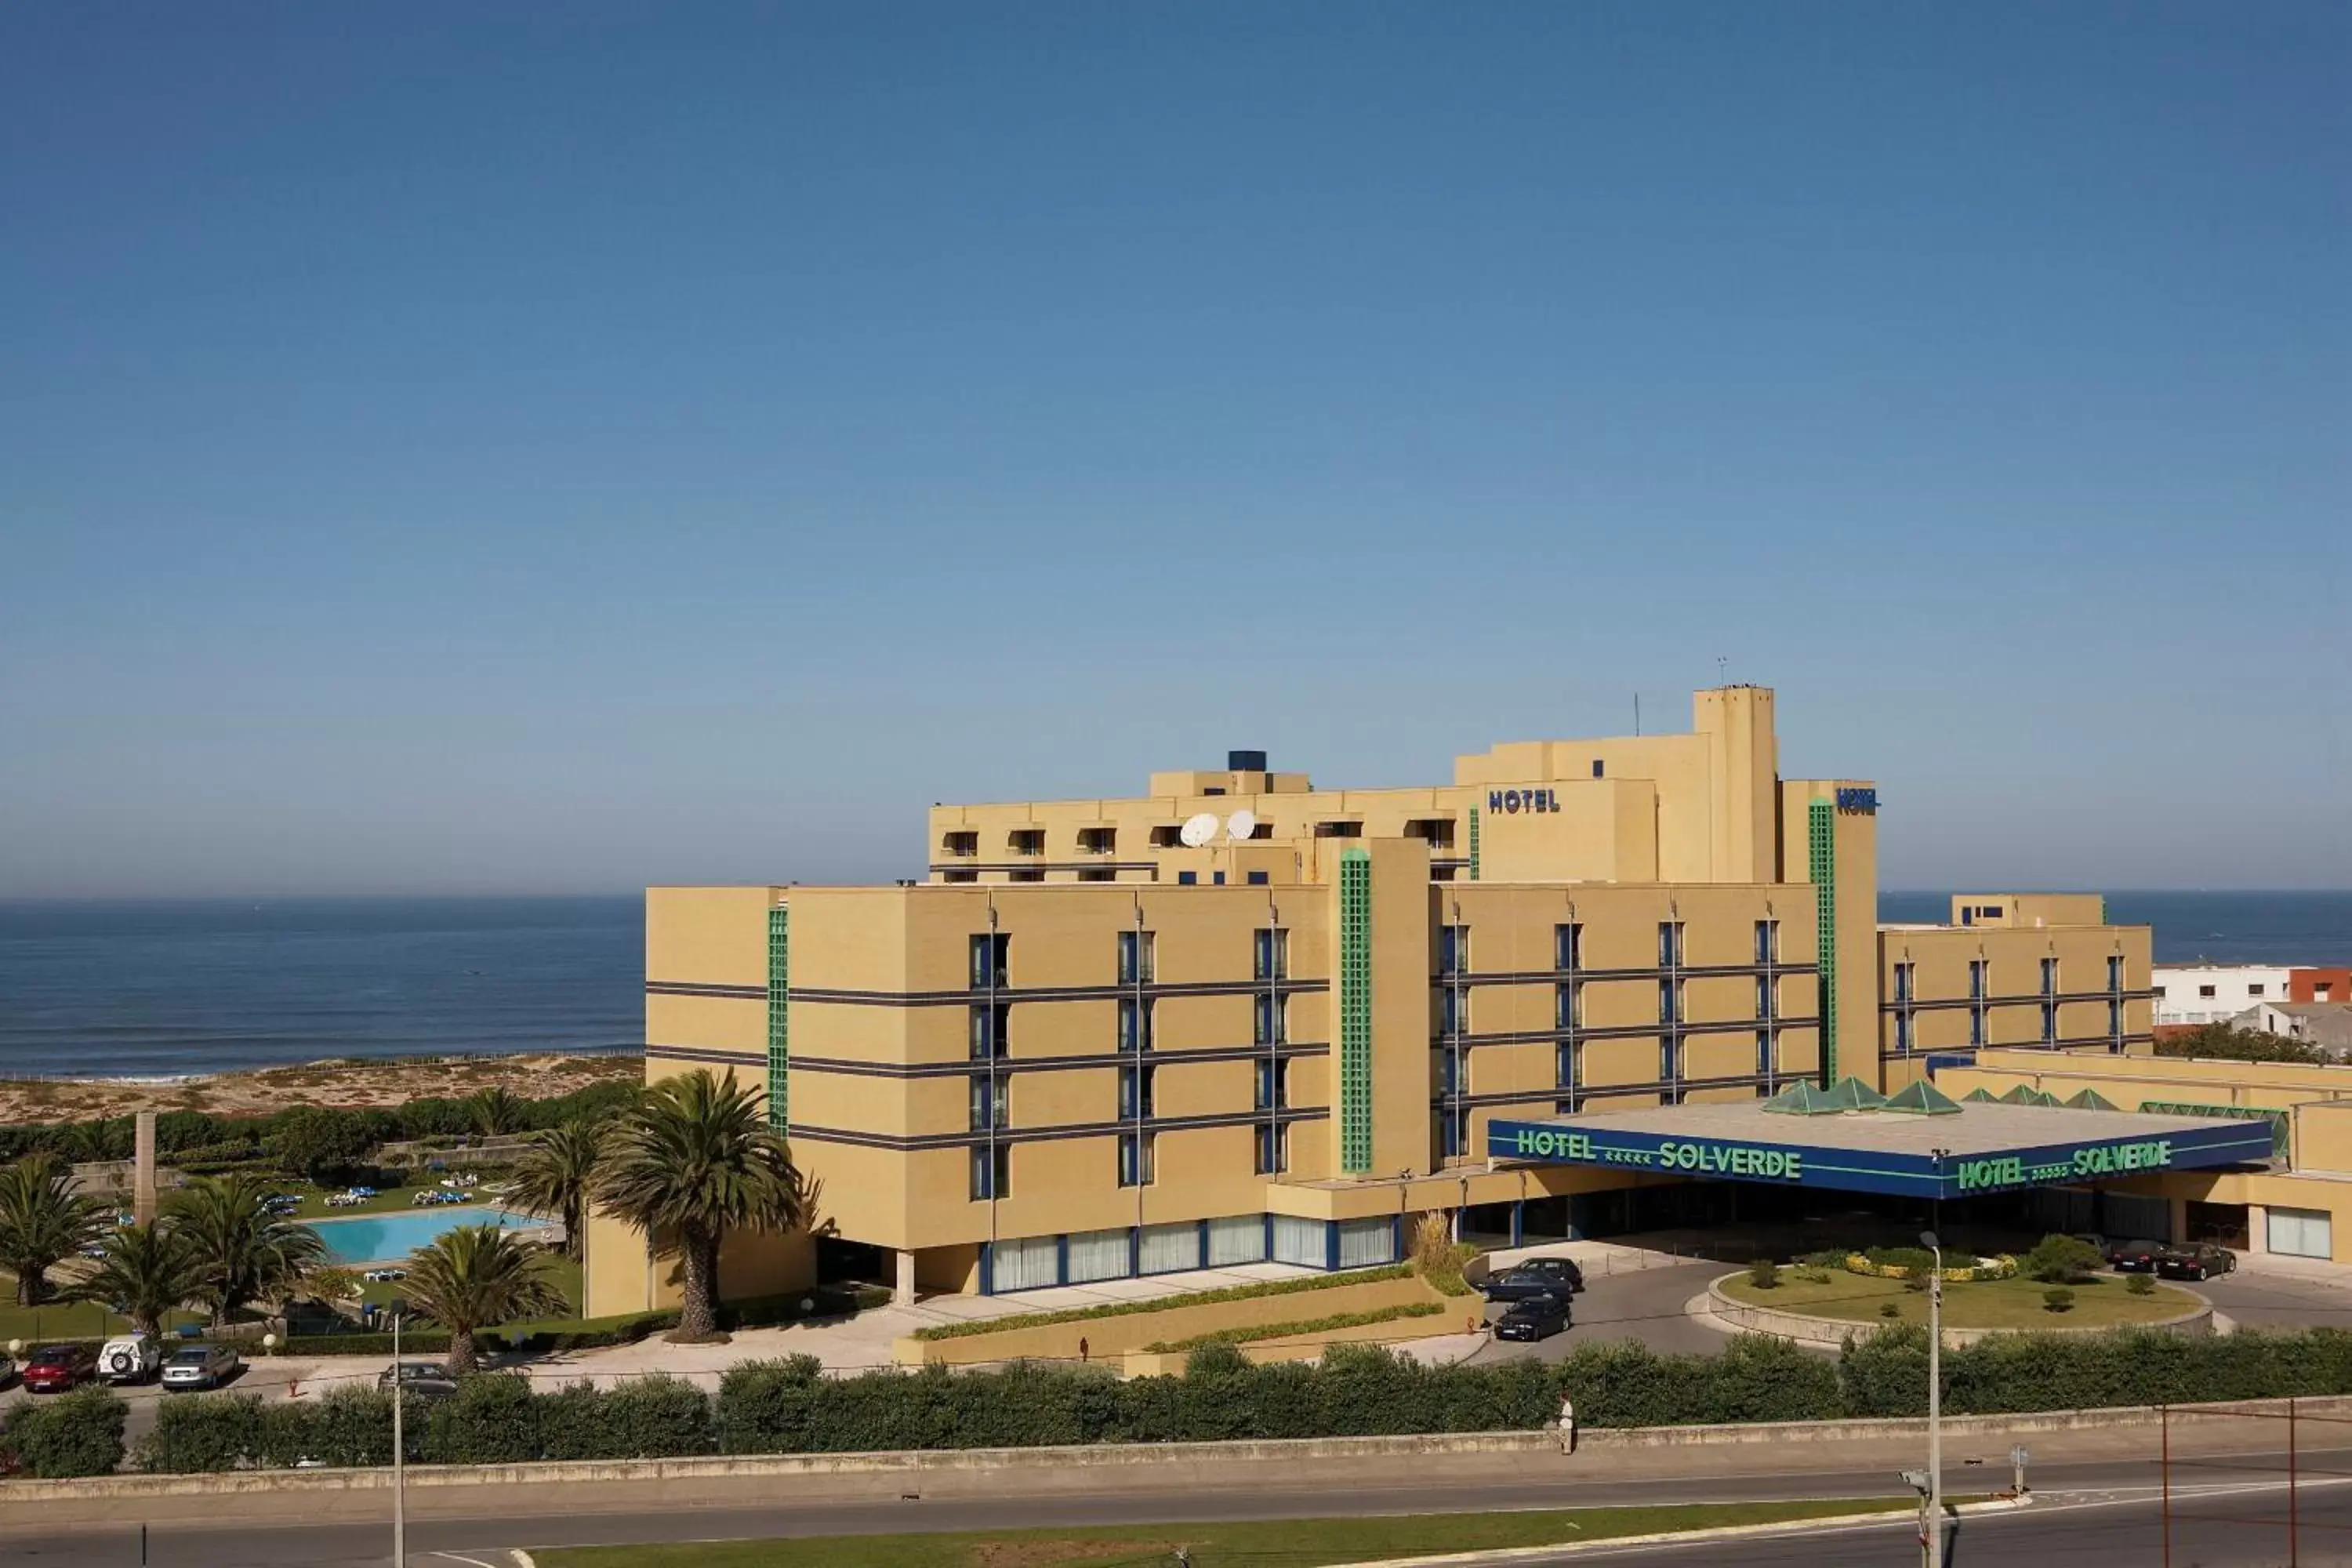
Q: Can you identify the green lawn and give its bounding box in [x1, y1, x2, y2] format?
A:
[349, 1250, 579, 1317]
[0, 1294, 210, 1346]
[1720, 1268, 2199, 1329]
[535, 1497, 1919, 1567]
[281, 1180, 514, 1220]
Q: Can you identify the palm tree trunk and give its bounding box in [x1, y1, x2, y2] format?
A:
[445, 1329, 477, 1378]
[674, 1230, 723, 1342]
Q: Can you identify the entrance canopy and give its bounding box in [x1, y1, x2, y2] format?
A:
[1487, 1094, 2276, 1200]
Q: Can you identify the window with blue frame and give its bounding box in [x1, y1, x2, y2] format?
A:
[1254, 1123, 1289, 1174]
[1441, 985, 1467, 1035]
[1118, 930, 1155, 984]
[1254, 992, 1287, 1045]
[1658, 978, 1682, 1024]
[1119, 996, 1152, 1052]
[1755, 974, 1775, 1019]
[1254, 1058, 1289, 1110]
[2041, 956, 2059, 997]
[1658, 921, 1684, 967]
[1557, 1040, 1578, 1092]
[969, 934, 1009, 989]
[1118, 1131, 1155, 1187]
[1439, 924, 1469, 976]
[1969, 960, 1988, 1000]
[1755, 1029, 1773, 1080]
[2109, 956, 2125, 992]
[1254, 927, 1288, 980]
[968, 1074, 1006, 1130]
[969, 1144, 1010, 1200]
[1894, 962, 1914, 1002]
[969, 1004, 1008, 1060]
[1660, 1035, 1679, 1082]
[1896, 1011, 1914, 1053]
[1439, 1047, 1461, 1095]
[1555, 922, 1582, 971]
[1177, 871, 1196, 886]
[1556, 982, 1581, 1029]
[2042, 1003, 2058, 1044]
[1755, 920, 1777, 964]
[1119, 1064, 1155, 1119]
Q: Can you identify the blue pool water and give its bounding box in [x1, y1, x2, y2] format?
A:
[308, 1205, 539, 1265]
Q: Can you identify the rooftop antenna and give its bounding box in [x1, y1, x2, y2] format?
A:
[1716, 655, 1728, 684]
[1634, 692, 1642, 736]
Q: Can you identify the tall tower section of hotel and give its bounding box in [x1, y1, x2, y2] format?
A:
[586, 686, 2149, 1312]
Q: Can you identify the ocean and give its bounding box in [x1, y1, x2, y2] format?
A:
[0, 891, 2346, 1080]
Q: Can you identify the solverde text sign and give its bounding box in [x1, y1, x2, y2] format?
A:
[1487, 1117, 2274, 1200]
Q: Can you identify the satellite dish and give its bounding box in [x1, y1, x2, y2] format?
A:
[1225, 809, 1258, 842]
[1179, 813, 1218, 848]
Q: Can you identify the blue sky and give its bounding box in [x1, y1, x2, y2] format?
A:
[2, 3, 2345, 898]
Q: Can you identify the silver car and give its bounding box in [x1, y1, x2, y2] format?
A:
[160, 1344, 242, 1391]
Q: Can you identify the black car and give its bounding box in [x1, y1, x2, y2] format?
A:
[1494, 1293, 1572, 1343]
[2155, 1243, 2238, 1282]
[2106, 1238, 2168, 1272]
[1483, 1258, 1585, 1303]
[378, 1361, 461, 1400]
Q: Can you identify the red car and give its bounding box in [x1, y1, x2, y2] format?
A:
[20, 1345, 95, 1394]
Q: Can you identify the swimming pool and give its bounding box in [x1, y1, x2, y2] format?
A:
[307, 1205, 541, 1265]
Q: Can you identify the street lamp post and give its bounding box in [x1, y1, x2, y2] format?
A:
[390, 1312, 405, 1568]
[1921, 1229, 1944, 1568]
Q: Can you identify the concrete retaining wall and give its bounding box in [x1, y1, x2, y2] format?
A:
[10, 1395, 2348, 1504]
[1707, 1275, 2213, 1348]
[897, 1275, 1445, 1367]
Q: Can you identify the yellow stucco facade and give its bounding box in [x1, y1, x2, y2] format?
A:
[584, 686, 2167, 1312]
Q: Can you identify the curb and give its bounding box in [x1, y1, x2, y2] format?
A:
[1327, 1497, 2031, 1567]
[1704, 1273, 2214, 1348]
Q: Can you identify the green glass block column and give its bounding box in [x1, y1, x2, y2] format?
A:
[766, 903, 789, 1130]
[1338, 848, 1374, 1174]
[1807, 800, 1837, 1085]
[1466, 806, 1481, 882]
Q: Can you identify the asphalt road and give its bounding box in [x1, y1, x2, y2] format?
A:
[1466, 1257, 1742, 1363]
[15, 1446, 2352, 1567]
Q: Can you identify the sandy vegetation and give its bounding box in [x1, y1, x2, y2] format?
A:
[0, 1051, 642, 1125]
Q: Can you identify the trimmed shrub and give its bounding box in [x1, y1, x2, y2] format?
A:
[140, 1394, 263, 1473]
[2127, 1274, 2156, 1298]
[2043, 1288, 2077, 1314]
[3, 1386, 128, 1477]
[716, 1356, 826, 1455]
[2023, 1235, 2103, 1285]
[424, 1374, 540, 1465]
[1747, 1258, 1781, 1290]
[595, 1376, 713, 1457]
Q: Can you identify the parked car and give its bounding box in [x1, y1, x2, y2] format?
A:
[2156, 1243, 2238, 1282]
[362, 1267, 407, 1283]
[1494, 1293, 1573, 1342]
[20, 1345, 96, 1394]
[379, 1362, 461, 1400]
[160, 1344, 244, 1392]
[2106, 1238, 2168, 1272]
[2067, 1232, 2110, 1258]
[1483, 1258, 1586, 1303]
[0, 1352, 16, 1388]
[97, 1333, 162, 1385]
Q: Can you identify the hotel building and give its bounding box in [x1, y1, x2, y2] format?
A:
[583, 685, 2169, 1313]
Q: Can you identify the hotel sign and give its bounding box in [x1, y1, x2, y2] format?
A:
[1488, 1119, 2266, 1201]
[1487, 788, 1562, 815]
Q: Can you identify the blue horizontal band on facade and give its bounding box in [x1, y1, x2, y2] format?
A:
[1484, 1116, 2277, 1200]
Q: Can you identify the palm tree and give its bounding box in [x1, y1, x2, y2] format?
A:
[169, 1172, 328, 1326]
[400, 1224, 567, 1377]
[74, 1219, 199, 1338]
[506, 1118, 602, 1262]
[592, 1071, 819, 1343]
[0, 1155, 108, 1307]
[469, 1086, 529, 1138]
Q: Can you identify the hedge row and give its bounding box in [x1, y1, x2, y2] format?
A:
[25, 1326, 2352, 1479]
[1148, 1301, 1449, 1353]
[274, 1284, 889, 1360]
[911, 1265, 1425, 1341]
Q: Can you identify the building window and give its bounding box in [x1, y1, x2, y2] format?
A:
[1079, 827, 1116, 855]
[1010, 829, 1044, 857]
[969, 1145, 1010, 1201]
[1119, 1064, 1156, 1120]
[2249, 983, 2267, 998]
[1254, 992, 1288, 1046]
[1659, 978, 1683, 1024]
[1439, 1047, 1461, 1096]
[1893, 962, 1914, 1003]
[1555, 923, 1582, 971]
[1312, 820, 1363, 838]
[1149, 825, 1183, 848]
[1118, 1131, 1156, 1187]
[1118, 930, 1155, 985]
[1658, 921, 1684, 968]
[969, 934, 1009, 990]
[2109, 997, 2124, 1047]
[1592, 759, 1604, 779]
[968, 1004, 1008, 1060]
[1177, 871, 1197, 886]
[1254, 1123, 1289, 1174]
[2042, 1003, 2058, 1044]
[1968, 960, 1988, 1000]
[1247, 870, 1269, 885]
[2198, 984, 2216, 999]
[1969, 1006, 1985, 1047]
[1895, 1011, 1914, 1054]
[1439, 1105, 1471, 1158]
[1755, 920, 1778, 964]
[1439, 924, 1469, 976]
[1755, 974, 1776, 1020]
[1756, 1029, 1774, 1083]
[1556, 982, 1582, 1030]
[1255, 1058, 1290, 1110]
[1119, 997, 1153, 1053]
[1441, 985, 1468, 1035]
[2041, 957, 2059, 997]
[968, 1074, 1006, 1131]
[1557, 1040, 1579, 1092]
[1007, 869, 1044, 884]
[1660, 1036, 1680, 1083]
[2108, 956, 2124, 993]
[943, 831, 978, 858]
[1254, 927, 1289, 980]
